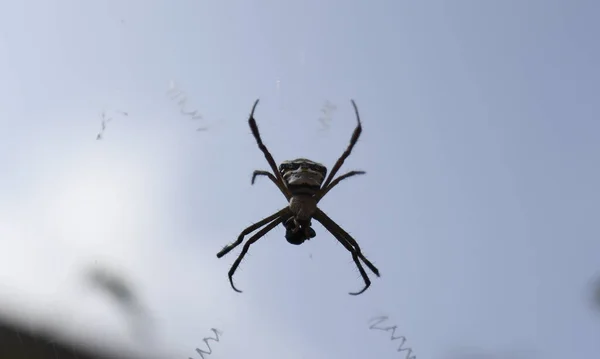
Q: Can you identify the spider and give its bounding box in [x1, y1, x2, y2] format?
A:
[216, 99, 380, 295]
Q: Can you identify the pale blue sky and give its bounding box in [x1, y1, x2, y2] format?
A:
[0, 0, 599, 358]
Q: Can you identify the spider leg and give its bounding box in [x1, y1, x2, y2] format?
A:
[314, 209, 380, 277]
[321, 100, 362, 189]
[316, 170, 366, 202]
[216, 207, 289, 258]
[247, 99, 292, 198]
[227, 216, 286, 293]
[251, 170, 291, 200]
[313, 211, 373, 295]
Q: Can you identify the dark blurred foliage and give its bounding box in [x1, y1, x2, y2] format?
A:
[0, 316, 140, 359]
[589, 275, 600, 312]
[86, 266, 138, 308]
[0, 264, 160, 359]
[84, 265, 155, 343]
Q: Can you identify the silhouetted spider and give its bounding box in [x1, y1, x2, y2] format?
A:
[216, 99, 380, 295]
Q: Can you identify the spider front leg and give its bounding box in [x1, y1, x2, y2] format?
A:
[251, 170, 291, 201]
[247, 99, 292, 199]
[227, 216, 286, 293]
[321, 100, 363, 189]
[316, 170, 366, 202]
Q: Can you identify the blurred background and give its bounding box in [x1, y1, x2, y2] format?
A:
[0, 0, 599, 358]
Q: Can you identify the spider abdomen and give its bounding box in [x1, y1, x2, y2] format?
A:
[288, 195, 318, 221]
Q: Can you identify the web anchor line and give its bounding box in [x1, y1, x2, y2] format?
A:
[166, 81, 212, 131]
[368, 316, 416, 359]
[96, 110, 128, 140]
[190, 328, 223, 359]
[317, 100, 337, 131]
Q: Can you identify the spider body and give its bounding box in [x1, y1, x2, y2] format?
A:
[280, 158, 327, 193]
[284, 224, 316, 245]
[284, 194, 318, 245]
[279, 159, 326, 244]
[216, 99, 380, 295]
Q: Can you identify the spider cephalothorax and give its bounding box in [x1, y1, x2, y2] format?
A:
[216, 99, 380, 296]
[279, 158, 327, 195]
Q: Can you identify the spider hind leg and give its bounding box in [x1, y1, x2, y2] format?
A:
[313, 209, 380, 295]
[227, 216, 285, 293]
